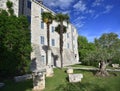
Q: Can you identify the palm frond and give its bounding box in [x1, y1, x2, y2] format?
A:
[55, 24, 67, 34]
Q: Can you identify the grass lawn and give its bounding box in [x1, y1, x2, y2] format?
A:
[1, 67, 120, 91]
[0, 79, 33, 91]
[70, 64, 96, 68]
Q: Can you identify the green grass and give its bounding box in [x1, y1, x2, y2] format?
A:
[44, 68, 67, 91]
[70, 64, 96, 68]
[74, 70, 120, 91]
[1, 67, 120, 91]
[0, 79, 33, 91]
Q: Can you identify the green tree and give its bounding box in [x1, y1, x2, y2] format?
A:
[0, 1, 31, 78]
[83, 32, 120, 76]
[55, 13, 69, 68]
[6, 0, 14, 15]
[94, 32, 120, 64]
[78, 36, 95, 65]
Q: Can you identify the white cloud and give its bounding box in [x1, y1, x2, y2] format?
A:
[92, 0, 104, 7]
[73, 20, 85, 29]
[93, 13, 101, 19]
[62, 10, 71, 15]
[73, 16, 86, 23]
[43, 0, 73, 10]
[73, 1, 87, 12]
[86, 9, 95, 15]
[103, 5, 113, 14]
[72, 15, 86, 29]
[93, 5, 114, 19]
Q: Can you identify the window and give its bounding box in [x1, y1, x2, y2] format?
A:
[41, 21, 44, 29]
[27, 16, 31, 24]
[41, 8, 44, 13]
[73, 44, 75, 48]
[72, 28, 74, 32]
[41, 55, 45, 64]
[27, 0, 31, 9]
[67, 43, 69, 48]
[67, 33, 69, 38]
[51, 26, 54, 32]
[75, 54, 77, 58]
[73, 36, 75, 40]
[40, 36, 44, 44]
[51, 39, 55, 46]
[72, 29, 74, 32]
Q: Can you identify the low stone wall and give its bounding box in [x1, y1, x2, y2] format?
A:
[0, 83, 5, 88]
[14, 74, 32, 82]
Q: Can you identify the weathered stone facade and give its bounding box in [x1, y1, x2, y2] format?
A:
[31, 0, 79, 68]
[0, 0, 79, 68]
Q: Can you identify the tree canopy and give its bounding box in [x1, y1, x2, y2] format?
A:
[0, 1, 31, 78]
[78, 33, 120, 66]
[78, 36, 95, 65]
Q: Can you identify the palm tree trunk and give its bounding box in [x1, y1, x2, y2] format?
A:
[46, 23, 50, 65]
[60, 21, 63, 68]
[47, 23, 50, 49]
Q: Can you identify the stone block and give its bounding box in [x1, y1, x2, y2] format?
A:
[67, 68, 73, 74]
[46, 65, 54, 77]
[112, 64, 119, 68]
[33, 72, 45, 91]
[14, 74, 32, 82]
[69, 74, 83, 83]
[0, 83, 5, 88]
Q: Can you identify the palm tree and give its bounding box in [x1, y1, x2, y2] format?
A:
[55, 13, 69, 68]
[41, 12, 54, 65]
[41, 12, 54, 49]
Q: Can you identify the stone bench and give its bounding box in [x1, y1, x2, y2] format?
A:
[14, 74, 32, 82]
[112, 64, 119, 68]
[69, 74, 83, 83]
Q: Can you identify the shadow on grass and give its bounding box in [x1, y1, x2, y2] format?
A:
[0, 79, 33, 91]
[55, 82, 110, 91]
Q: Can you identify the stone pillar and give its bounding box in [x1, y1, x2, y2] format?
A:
[32, 72, 45, 91]
[47, 50, 52, 65]
[46, 65, 54, 77]
[46, 50, 54, 77]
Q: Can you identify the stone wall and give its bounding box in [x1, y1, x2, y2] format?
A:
[14, 74, 32, 82]
[51, 47, 79, 67]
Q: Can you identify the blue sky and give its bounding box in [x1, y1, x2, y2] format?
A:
[43, 0, 120, 42]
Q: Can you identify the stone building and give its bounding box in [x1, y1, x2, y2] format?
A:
[0, 0, 79, 68]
